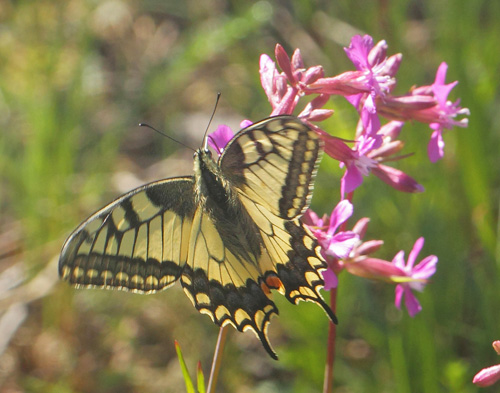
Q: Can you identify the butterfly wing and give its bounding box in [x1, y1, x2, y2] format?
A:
[59, 177, 196, 293]
[180, 206, 280, 358]
[238, 194, 337, 323]
[220, 116, 322, 220]
[220, 116, 336, 323]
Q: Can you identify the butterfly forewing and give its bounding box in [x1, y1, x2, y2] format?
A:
[220, 116, 322, 220]
[59, 178, 196, 293]
[220, 116, 332, 312]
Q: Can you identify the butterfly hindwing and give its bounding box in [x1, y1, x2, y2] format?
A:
[181, 160, 283, 357]
[59, 177, 196, 293]
[239, 193, 338, 324]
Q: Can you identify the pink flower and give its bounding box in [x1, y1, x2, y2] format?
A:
[341, 218, 406, 282]
[342, 35, 401, 147]
[426, 62, 470, 162]
[320, 121, 424, 196]
[473, 341, 500, 387]
[259, 44, 329, 117]
[344, 35, 398, 98]
[259, 51, 298, 115]
[303, 200, 359, 289]
[341, 235, 437, 316]
[207, 120, 252, 155]
[393, 237, 438, 317]
[376, 62, 469, 162]
[208, 124, 234, 155]
[274, 44, 324, 89]
[473, 365, 500, 387]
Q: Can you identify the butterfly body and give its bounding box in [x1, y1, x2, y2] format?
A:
[193, 149, 262, 263]
[59, 115, 336, 359]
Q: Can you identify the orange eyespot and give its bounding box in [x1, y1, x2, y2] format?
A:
[265, 276, 283, 290]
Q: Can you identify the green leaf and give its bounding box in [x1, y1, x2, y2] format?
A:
[197, 361, 206, 393]
[175, 341, 195, 393]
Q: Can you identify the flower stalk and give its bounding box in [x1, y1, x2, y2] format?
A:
[207, 325, 229, 393]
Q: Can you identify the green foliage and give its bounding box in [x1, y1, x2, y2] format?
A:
[1, 0, 499, 392]
[175, 341, 203, 393]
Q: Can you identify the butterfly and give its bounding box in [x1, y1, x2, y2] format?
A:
[59, 115, 337, 359]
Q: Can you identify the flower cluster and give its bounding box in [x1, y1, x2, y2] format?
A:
[209, 34, 469, 317]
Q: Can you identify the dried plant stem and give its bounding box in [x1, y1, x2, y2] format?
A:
[207, 325, 229, 393]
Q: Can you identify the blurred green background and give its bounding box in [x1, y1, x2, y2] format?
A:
[0, 0, 498, 392]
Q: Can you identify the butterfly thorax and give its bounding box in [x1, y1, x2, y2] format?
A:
[193, 148, 263, 264]
[193, 149, 235, 212]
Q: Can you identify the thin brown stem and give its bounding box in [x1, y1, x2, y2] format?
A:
[207, 325, 229, 393]
[322, 191, 353, 393]
[323, 287, 337, 393]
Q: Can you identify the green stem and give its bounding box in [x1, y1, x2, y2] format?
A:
[207, 325, 229, 393]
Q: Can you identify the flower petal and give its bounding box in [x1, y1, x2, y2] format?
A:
[473, 364, 500, 387]
[328, 200, 354, 234]
[240, 119, 253, 128]
[403, 287, 422, 317]
[344, 34, 373, 71]
[208, 124, 234, 154]
[395, 284, 404, 308]
[407, 237, 424, 269]
[372, 164, 425, 193]
[259, 54, 277, 103]
[325, 232, 359, 259]
[412, 255, 438, 281]
[341, 163, 364, 196]
[345, 258, 405, 281]
[428, 129, 445, 162]
[493, 341, 500, 355]
[321, 268, 338, 290]
[302, 208, 320, 227]
[392, 250, 406, 270]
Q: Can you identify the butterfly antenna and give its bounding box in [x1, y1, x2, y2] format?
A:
[202, 92, 221, 150]
[138, 123, 196, 152]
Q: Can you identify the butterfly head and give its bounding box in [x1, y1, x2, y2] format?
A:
[194, 147, 212, 159]
[193, 148, 219, 186]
